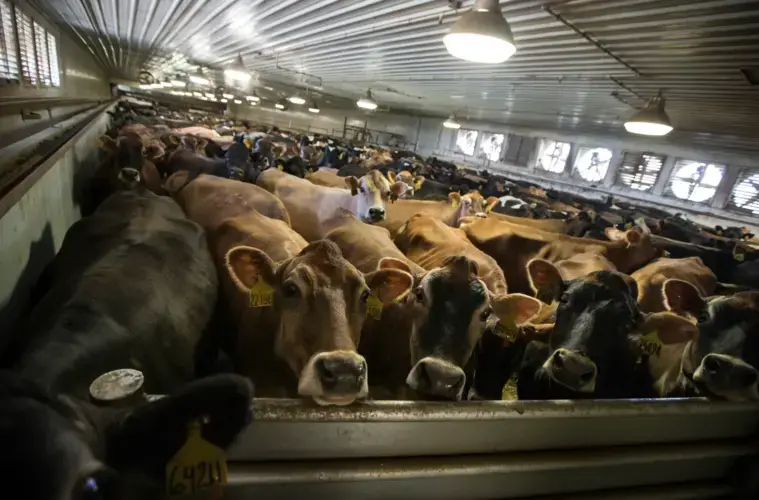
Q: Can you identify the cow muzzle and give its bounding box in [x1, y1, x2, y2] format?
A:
[298, 351, 368, 406]
[543, 348, 597, 393]
[693, 353, 759, 401]
[117, 168, 141, 189]
[406, 357, 466, 401]
[366, 206, 386, 223]
[475, 212, 487, 218]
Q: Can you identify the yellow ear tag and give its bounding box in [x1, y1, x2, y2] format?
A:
[166, 420, 228, 499]
[243, 139, 253, 149]
[366, 295, 383, 320]
[249, 277, 274, 308]
[451, 199, 461, 209]
[494, 312, 520, 343]
[639, 329, 662, 357]
[624, 222, 633, 230]
[339, 152, 344, 160]
[735, 252, 745, 262]
[414, 179, 423, 191]
[277, 164, 284, 171]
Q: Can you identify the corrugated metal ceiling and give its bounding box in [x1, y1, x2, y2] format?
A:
[31, 0, 759, 153]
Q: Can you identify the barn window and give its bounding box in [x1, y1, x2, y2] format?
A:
[13, 5, 59, 87]
[537, 139, 571, 173]
[728, 169, 759, 215]
[573, 147, 612, 182]
[666, 159, 725, 204]
[478, 132, 505, 161]
[455, 129, 478, 156]
[0, 0, 18, 81]
[503, 133, 536, 167]
[616, 152, 665, 191]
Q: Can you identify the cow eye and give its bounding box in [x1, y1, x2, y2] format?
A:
[282, 281, 300, 298]
[414, 287, 425, 303]
[360, 187, 366, 194]
[360, 289, 371, 303]
[697, 309, 709, 324]
[559, 293, 569, 305]
[480, 307, 492, 321]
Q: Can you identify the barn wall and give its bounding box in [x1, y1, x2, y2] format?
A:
[0, 103, 114, 356]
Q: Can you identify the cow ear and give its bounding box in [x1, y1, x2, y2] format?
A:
[99, 135, 118, 152]
[345, 176, 360, 196]
[449, 192, 462, 208]
[491, 293, 542, 325]
[225, 246, 277, 293]
[168, 134, 181, 146]
[635, 312, 699, 345]
[485, 196, 499, 213]
[378, 257, 413, 275]
[365, 268, 413, 305]
[527, 259, 565, 304]
[107, 374, 252, 477]
[625, 228, 642, 245]
[387, 171, 397, 183]
[390, 181, 407, 196]
[663, 279, 705, 317]
[144, 141, 165, 161]
[197, 138, 208, 151]
[604, 227, 625, 241]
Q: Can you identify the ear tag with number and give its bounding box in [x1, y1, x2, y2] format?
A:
[734, 252, 745, 262]
[166, 420, 227, 499]
[624, 222, 633, 230]
[414, 179, 423, 191]
[249, 277, 274, 308]
[494, 311, 520, 343]
[639, 329, 663, 357]
[366, 295, 383, 320]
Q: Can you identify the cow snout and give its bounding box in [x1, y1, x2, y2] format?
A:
[544, 348, 597, 393]
[406, 357, 466, 400]
[298, 351, 368, 406]
[694, 353, 759, 400]
[475, 212, 487, 218]
[368, 206, 386, 222]
[117, 168, 140, 188]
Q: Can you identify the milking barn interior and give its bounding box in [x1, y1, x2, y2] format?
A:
[4, 0, 759, 498]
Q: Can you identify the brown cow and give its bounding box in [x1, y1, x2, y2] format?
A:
[460, 217, 660, 296]
[632, 257, 717, 314]
[257, 168, 407, 241]
[175, 179, 413, 405]
[379, 191, 498, 236]
[98, 133, 163, 195]
[306, 170, 351, 189]
[393, 214, 541, 399]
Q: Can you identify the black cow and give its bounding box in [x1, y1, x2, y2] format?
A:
[0, 187, 252, 498]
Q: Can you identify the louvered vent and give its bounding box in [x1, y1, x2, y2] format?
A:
[573, 147, 612, 182]
[503, 134, 536, 167]
[666, 159, 724, 204]
[728, 169, 759, 215]
[15, 7, 36, 85]
[33, 21, 50, 86]
[537, 139, 571, 173]
[0, 0, 17, 81]
[616, 152, 666, 191]
[47, 32, 59, 86]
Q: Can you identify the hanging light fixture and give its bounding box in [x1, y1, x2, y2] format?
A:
[246, 93, 260, 102]
[233, 99, 242, 104]
[160, 80, 173, 87]
[222, 93, 234, 99]
[275, 99, 287, 110]
[204, 92, 215, 98]
[443, 0, 517, 64]
[308, 101, 320, 113]
[288, 92, 306, 105]
[443, 114, 461, 129]
[189, 67, 210, 86]
[221, 98, 228, 103]
[225, 53, 251, 82]
[192, 91, 203, 97]
[624, 92, 674, 136]
[170, 78, 187, 87]
[357, 89, 378, 110]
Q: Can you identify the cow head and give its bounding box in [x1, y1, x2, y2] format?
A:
[405, 256, 540, 400]
[345, 170, 408, 223]
[225, 240, 412, 405]
[663, 280, 759, 401]
[604, 224, 661, 271]
[527, 261, 643, 394]
[387, 170, 416, 198]
[0, 372, 252, 500]
[99, 133, 162, 194]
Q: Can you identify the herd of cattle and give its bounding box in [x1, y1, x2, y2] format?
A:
[1, 98, 759, 497]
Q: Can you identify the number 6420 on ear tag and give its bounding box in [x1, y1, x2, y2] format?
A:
[166, 420, 228, 499]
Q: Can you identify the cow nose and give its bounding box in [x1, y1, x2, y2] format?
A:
[368, 207, 386, 221]
[545, 348, 597, 393]
[475, 212, 487, 218]
[406, 357, 466, 400]
[316, 353, 367, 395]
[117, 168, 140, 187]
[698, 354, 758, 389]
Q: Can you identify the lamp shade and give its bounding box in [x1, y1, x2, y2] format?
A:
[443, 0, 517, 64]
[225, 54, 251, 81]
[443, 114, 461, 129]
[357, 89, 378, 110]
[189, 68, 210, 86]
[624, 96, 673, 136]
[309, 101, 320, 113]
[288, 94, 306, 105]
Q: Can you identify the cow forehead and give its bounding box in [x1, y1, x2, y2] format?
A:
[285, 254, 364, 289]
[422, 268, 488, 305]
[363, 171, 389, 191]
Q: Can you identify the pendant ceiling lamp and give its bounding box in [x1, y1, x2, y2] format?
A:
[624, 93, 673, 136]
[189, 67, 210, 86]
[443, 0, 517, 64]
[443, 114, 461, 129]
[309, 101, 320, 113]
[357, 89, 378, 110]
[225, 53, 251, 82]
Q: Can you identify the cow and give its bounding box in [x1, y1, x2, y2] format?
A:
[379, 191, 498, 236]
[459, 217, 660, 296]
[631, 257, 717, 314]
[96, 133, 163, 197]
[645, 280, 759, 401]
[393, 214, 541, 400]
[306, 170, 352, 189]
[256, 168, 407, 241]
[0, 187, 253, 498]
[516, 262, 697, 400]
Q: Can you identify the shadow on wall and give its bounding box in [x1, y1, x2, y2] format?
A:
[0, 223, 56, 366]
